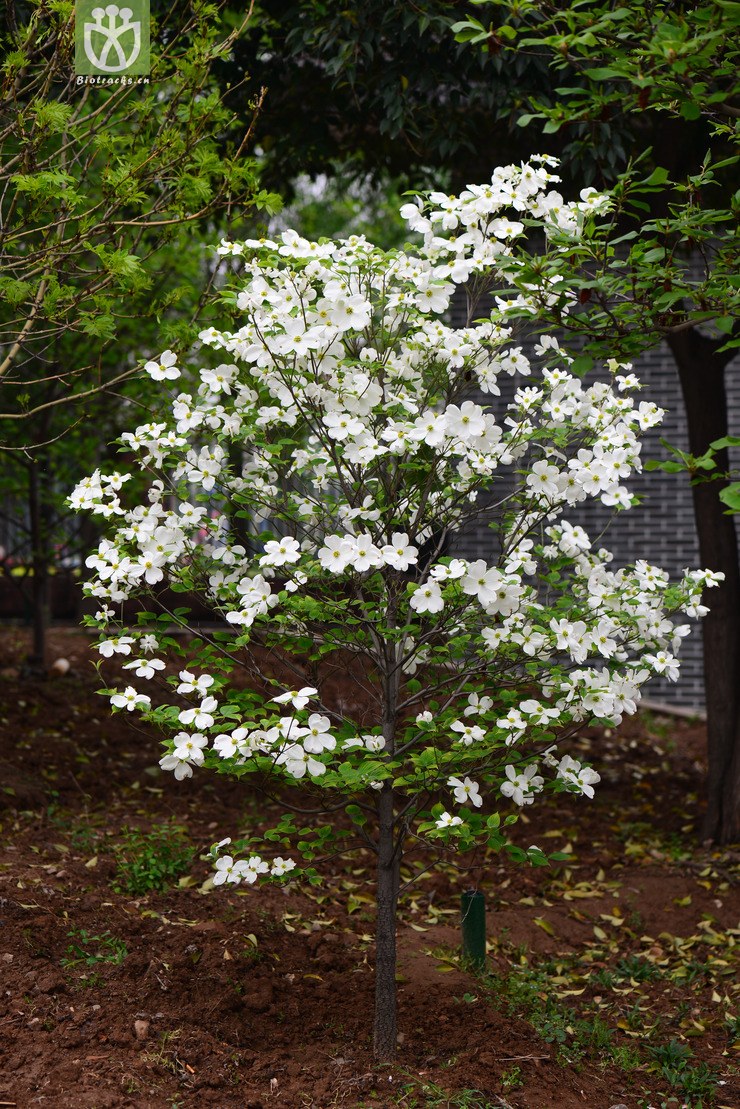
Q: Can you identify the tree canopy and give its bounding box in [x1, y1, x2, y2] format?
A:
[224, 0, 722, 193]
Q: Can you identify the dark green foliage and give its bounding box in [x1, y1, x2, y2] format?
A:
[0, 1, 275, 665]
[221, 1, 562, 192]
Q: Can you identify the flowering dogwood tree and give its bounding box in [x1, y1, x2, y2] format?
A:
[70, 157, 720, 1060]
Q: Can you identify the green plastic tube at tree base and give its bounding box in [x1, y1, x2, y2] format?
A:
[461, 889, 486, 970]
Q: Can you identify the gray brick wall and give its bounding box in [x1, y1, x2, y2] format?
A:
[449, 293, 739, 710]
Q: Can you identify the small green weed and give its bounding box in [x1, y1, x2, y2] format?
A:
[113, 822, 193, 895]
[640, 710, 673, 740]
[62, 928, 127, 967]
[676, 1061, 720, 1099]
[647, 1040, 720, 1104]
[592, 967, 617, 989]
[610, 1044, 642, 1070]
[141, 1029, 183, 1075]
[649, 1039, 694, 1071]
[501, 1064, 524, 1091]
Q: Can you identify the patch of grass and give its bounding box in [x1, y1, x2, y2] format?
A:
[640, 710, 673, 741]
[385, 1080, 498, 1108]
[610, 1044, 643, 1070]
[61, 928, 127, 967]
[673, 958, 713, 985]
[614, 955, 664, 982]
[623, 1001, 656, 1033]
[476, 917, 736, 1103]
[72, 971, 105, 991]
[43, 798, 106, 852]
[113, 822, 194, 895]
[626, 907, 646, 931]
[676, 1061, 721, 1100]
[616, 820, 691, 863]
[592, 967, 618, 989]
[484, 961, 615, 1066]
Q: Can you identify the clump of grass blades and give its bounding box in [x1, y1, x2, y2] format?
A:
[113, 822, 194, 895]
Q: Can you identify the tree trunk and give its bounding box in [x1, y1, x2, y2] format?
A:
[373, 637, 403, 1060]
[27, 456, 50, 673]
[373, 781, 401, 1061]
[668, 328, 740, 843]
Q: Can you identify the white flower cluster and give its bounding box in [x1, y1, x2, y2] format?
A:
[213, 851, 296, 886]
[70, 158, 720, 885]
[402, 158, 609, 282]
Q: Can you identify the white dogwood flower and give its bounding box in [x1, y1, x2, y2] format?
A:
[144, 349, 180, 381]
[271, 687, 318, 710]
[110, 686, 151, 712]
[447, 776, 482, 807]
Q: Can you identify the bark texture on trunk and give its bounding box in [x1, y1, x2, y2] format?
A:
[373, 645, 403, 1060]
[373, 782, 401, 1061]
[669, 328, 740, 843]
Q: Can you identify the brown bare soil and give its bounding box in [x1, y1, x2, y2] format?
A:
[0, 627, 738, 1108]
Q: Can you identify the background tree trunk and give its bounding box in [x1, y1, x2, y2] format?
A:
[27, 455, 50, 674]
[669, 328, 740, 843]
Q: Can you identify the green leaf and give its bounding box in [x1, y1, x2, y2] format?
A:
[12, 170, 76, 195]
[78, 313, 116, 340]
[641, 247, 666, 262]
[451, 19, 489, 43]
[92, 247, 144, 281]
[585, 66, 624, 80]
[643, 166, 671, 187]
[32, 101, 74, 133]
[644, 459, 688, 473]
[506, 844, 528, 862]
[680, 101, 702, 121]
[0, 277, 33, 306]
[450, 18, 485, 34]
[719, 484, 740, 512]
[570, 355, 594, 376]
